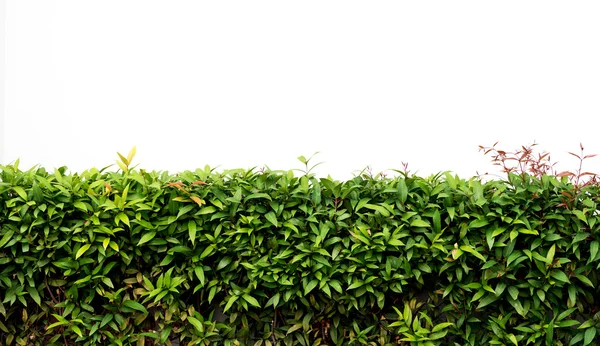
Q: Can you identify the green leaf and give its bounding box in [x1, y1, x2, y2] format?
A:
[217, 256, 232, 270]
[74, 201, 87, 212]
[117, 152, 129, 166]
[76, 244, 91, 259]
[266, 293, 280, 307]
[431, 322, 453, 333]
[242, 294, 260, 307]
[410, 219, 430, 228]
[71, 325, 83, 338]
[137, 232, 156, 245]
[550, 270, 570, 283]
[537, 289, 545, 302]
[584, 328, 596, 346]
[194, 266, 205, 286]
[482, 260, 497, 270]
[243, 193, 272, 202]
[187, 316, 205, 333]
[546, 244, 556, 265]
[556, 308, 577, 322]
[27, 286, 41, 306]
[557, 320, 580, 328]
[329, 280, 343, 293]
[123, 300, 148, 314]
[188, 220, 197, 246]
[223, 295, 239, 312]
[287, 323, 303, 335]
[176, 205, 195, 219]
[12, 186, 28, 200]
[365, 204, 390, 217]
[507, 333, 518, 346]
[0, 230, 14, 248]
[265, 211, 278, 227]
[492, 227, 507, 237]
[576, 275, 595, 288]
[470, 289, 485, 303]
[116, 212, 130, 227]
[304, 280, 318, 295]
[199, 245, 215, 259]
[469, 219, 489, 229]
[460, 245, 485, 261]
[117, 160, 128, 172]
[508, 287, 519, 301]
[127, 146, 136, 164]
[397, 180, 408, 204]
[573, 210, 588, 225]
[589, 241, 599, 264]
[477, 294, 499, 309]
[388, 239, 404, 246]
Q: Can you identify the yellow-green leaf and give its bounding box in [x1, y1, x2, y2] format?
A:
[127, 146, 137, 164]
[76, 244, 91, 259]
[12, 186, 28, 200]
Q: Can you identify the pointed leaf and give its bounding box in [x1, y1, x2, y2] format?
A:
[76, 244, 91, 259]
[123, 300, 148, 314]
[188, 220, 197, 246]
[137, 232, 156, 245]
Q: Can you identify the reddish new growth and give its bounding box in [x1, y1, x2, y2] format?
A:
[478, 142, 600, 209]
[478, 142, 599, 187]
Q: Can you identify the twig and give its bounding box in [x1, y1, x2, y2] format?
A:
[272, 308, 277, 345]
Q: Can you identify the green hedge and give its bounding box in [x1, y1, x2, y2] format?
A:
[1, 157, 600, 345]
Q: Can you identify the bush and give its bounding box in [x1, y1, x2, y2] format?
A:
[1, 145, 600, 345]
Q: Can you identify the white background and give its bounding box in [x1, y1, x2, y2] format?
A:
[3, 1, 600, 180]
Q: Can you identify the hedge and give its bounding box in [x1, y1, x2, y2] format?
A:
[1, 152, 600, 345]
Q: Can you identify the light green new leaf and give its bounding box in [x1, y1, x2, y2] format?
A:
[127, 146, 136, 164]
[12, 186, 28, 201]
[75, 244, 91, 259]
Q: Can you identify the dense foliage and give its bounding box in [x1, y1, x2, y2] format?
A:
[1, 149, 600, 345]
